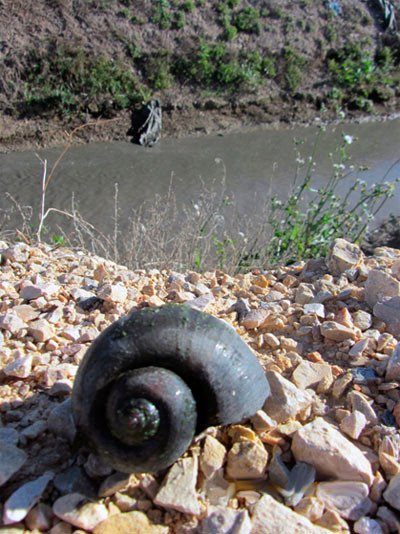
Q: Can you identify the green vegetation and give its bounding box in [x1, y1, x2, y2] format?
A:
[284, 46, 306, 92]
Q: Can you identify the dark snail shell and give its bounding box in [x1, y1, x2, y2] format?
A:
[71, 303, 270, 473]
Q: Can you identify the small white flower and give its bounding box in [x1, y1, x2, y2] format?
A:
[343, 134, 354, 144]
[296, 157, 305, 165]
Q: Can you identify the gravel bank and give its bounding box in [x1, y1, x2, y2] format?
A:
[0, 239, 400, 533]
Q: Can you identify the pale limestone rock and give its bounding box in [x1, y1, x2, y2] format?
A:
[263, 333, 280, 349]
[200, 506, 251, 534]
[3, 243, 29, 262]
[250, 410, 277, 434]
[263, 371, 313, 423]
[97, 283, 127, 303]
[315, 509, 350, 532]
[4, 353, 32, 378]
[348, 391, 378, 425]
[292, 417, 374, 485]
[201, 468, 235, 506]
[349, 338, 371, 357]
[154, 456, 200, 515]
[354, 517, 384, 534]
[304, 303, 325, 318]
[332, 371, 353, 399]
[373, 296, 400, 332]
[294, 496, 325, 522]
[352, 310, 373, 331]
[295, 284, 315, 305]
[385, 344, 400, 381]
[315, 481, 372, 520]
[12, 304, 40, 322]
[25, 503, 53, 531]
[20, 282, 60, 300]
[0, 312, 26, 334]
[377, 506, 400, 532]
[328, 239, 363, 276]
[225, 440, 268, 480]
[383, 473, 400, 511]
[139, 474, 160, 499]
[93, 511, 168, 534]
[0, 443, 27, 487]
[340, 411, 367, 440]
[240, 308, 271, 329]
[53, 493, 108, 531]
[3, 472, 54, 524]
[365, 269, 400, 308]
[200, 435, 226, 479]
[292, 361, 332, 391]
[320, 321, 358, 341]
[28, 319, 55, 342]
[250, 493, 331, 534]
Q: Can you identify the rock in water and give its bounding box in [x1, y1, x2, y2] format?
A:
[127, 100, 161, 147]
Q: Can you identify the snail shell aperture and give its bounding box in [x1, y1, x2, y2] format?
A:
[71, 304, 270, 473]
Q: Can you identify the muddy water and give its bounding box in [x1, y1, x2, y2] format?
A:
[1, 118, 399, 236]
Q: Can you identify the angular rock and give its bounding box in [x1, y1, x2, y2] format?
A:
[328, 239, 363, 276]
[0, 427, 19, 446]
[354, 517, 384, 534]
[200, 435, 226, 479]
[295, 284, 315, 305]
[20, 282, 60, 300]
[348, 391, 378, 425]
[4, 353, 32, 378]
[383, 473, 400, 511]
[3, 472, 54, 524]
[25, 503, 53, 531]
[48, 399, 77, 443]
[251, 493, 331, 533]
[240, 308, 271, 330]
[53, 493, 108, 531]
[154, 456, 200, 515]
[292, 361, 332, 391]
[303, 303, 325, 318]
[0, 443, 27, 487]
[28, 319, 55, 342]
[385, 344, 400, 381]
[352, 310, 372, 331]
[97, 283, 127, 303]
[373, 296, 400, 333]
[320, 321, 358, 341]
[263, 371, 313, 423]
[98, 472, 131, 498]
[294, 496, 325, 522]
[316, 481, 373, 520]
[340, 411, 367, 440]
[93, 510, 168, 534]
[0, 312, 26, 334]
[365, 269, 400, 308]
[226, 440, 268, 480]
[292, 417, 374, 485]
[200, 506, 251, 534]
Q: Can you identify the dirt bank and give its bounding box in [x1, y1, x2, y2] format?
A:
[1, 0, 399, 152]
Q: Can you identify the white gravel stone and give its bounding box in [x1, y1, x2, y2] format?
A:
[340, 411, 367, 440]
[320, 320, 358, 341]
[28, 319, 55, 342]
[383, 473, 400, 511]
[20, 282, 60, 300]
[385, 344, 400, 381]
[0, 443, 27, 487]
[292, 361, 332, 390]
[3, 471, 54, 524]
[4, 353, 32, 378]
[200, 435, 226, 479]
[365, 269, 400, 308]
[154, 456, 200, 515]
[348, 391, 378, 425]
[315, 480, 373, 520]
[295, 284, 315, 305]
[201, 506, 251, 534]
[251, 493, 331, 533]
[0, 312, 26, 334]
[352, 310, 373, 331]
[53, 493, 108, 531]
[354, 517, 384, 534]
[303, 303, 325, 318]
[292, 417, 374, 485]
[226, 440, 268, 480]
[97, 283, 127, 303]
[327, 239, 363, 276]
[263, 371, 313, 423]
[373, 296, 400, 332]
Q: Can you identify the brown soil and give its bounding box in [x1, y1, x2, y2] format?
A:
[1, 0, 400, 152]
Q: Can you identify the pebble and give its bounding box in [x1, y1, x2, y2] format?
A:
[20, 282, 59, 300]
[327, 239, 363, 276]
[225, 440, 268, 480]
[97, 283, 127, 303]
[339, 411, 367, 439]
[240, 308, 271, 329]
[383, 473, 400, 511]
[294, 496, 325, 522]
[154, 456, 200, 515]
[0, 443, 27, 487]
[315, 481, 372, 520]
[354, 517, 384, 534]
[348, 391, 378, 425]
[365, 269, 400, 308]
[320, 321, 358, 341]
[200, 435, 226, 479]
[28, 319, 55, 342]
[385, 344, 400, 381]
[0, 312, 26, 334]
[0, 427, 19, 446]
[53, 493, 108, 531]
[3, 471, 54, 524]
[251, 493, 332, 533]
[304, 303, 325, 318]
[292, 361, 333, 390]
[292, 417, 374, 485]
[200, 506, 251, 534]
[263, 371, 313, 423]
[4, 353, 32, 378]
[25, 503, 53, 531]
[92, 510, 168, 534]
[47, 398, 77, 443]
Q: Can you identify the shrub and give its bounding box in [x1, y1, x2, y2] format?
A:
[234, 7, 261, 34]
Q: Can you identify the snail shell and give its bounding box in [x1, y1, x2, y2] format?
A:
[72, 304, 270, 473]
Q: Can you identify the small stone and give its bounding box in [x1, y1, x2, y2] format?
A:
[97, 283, 127, 303]
[0, 443, 27, 487]
[250, 410, 277, 434]
[84, 454, 114, 479]
[340, 411, 367, 440]
[294, 496, 325, 522]
[377, 506, 400, 532]
[315, 509, 350, 532]
[354, 517, 384, 534]
[200, 436, 226, 479]
[0, 312, 26, 334]
[328, 239, 363, 275]
[352, 310, 373, 331]
[98, 472, 131, 498]
[53, 466, 96, 499]
[25, 503, 53, 531]
[373, 296, 400, 333]
[200, 506, 251, 534]
[0, 427, 19, 446]
[383, 473, 400, 511]
[48, 399, 77, 443]
[28, 319, 55, 342]
[4, 353, 32, 378]
[93, 510, 168, 534]
[202, 468, 235, 506]
[49, 522, 73, 534]
[226, 440, 268, 480]
[365, 269, 400, 308]
[240, 308, 271, 329]
[251, 493, 331, 533]
[348, 391, 378, 425]
[295, 284, 315, 305]
[185, 293, 215, 311]
[154, 456, 200, 515]
[20, 420, 47, 440]
[53, 493, 108, 531]
[385, 344, 400, 381]
[320, 321, 358, 341]
[292, 417, 374, 485]
[292, 361, 333, 391]
[263, 371, 314, 423]
[3, 471, 54, 524]
[263, 333, 280, 349]
[304, 303, 325, 318]
[12, 304, 40, 322]
[316, 481, 372, 520]
[20, 282, 59, 300]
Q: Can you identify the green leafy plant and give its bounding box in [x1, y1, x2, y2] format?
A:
[234, 7, 261, 34]
[151, 0, 173, 29]
[284, 46, 305, 92]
